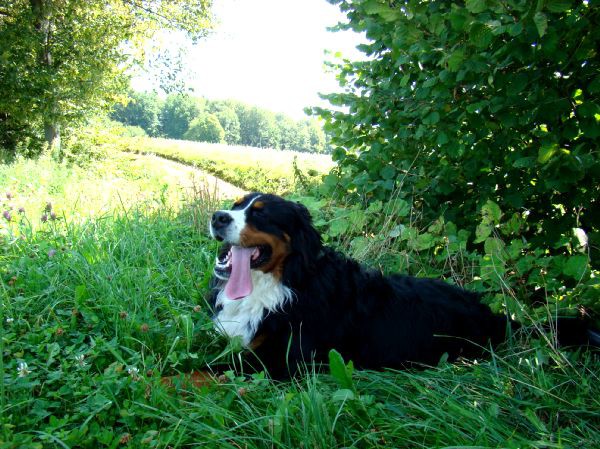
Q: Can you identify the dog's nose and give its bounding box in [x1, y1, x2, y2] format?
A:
[211, 211, 233, 229]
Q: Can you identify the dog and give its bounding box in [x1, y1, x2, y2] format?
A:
[208, 193, 598, 379]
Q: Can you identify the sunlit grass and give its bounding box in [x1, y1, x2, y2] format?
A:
[125, 137, 334, 194]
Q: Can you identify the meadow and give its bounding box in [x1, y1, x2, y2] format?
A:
[124, 137, 334, 195]
[1, 149, 599, 448]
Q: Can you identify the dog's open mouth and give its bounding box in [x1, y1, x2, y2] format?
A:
[214, 244, 271, 300]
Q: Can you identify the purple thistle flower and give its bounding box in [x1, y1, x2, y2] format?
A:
[3, 210, 11, 221]
[6, 192, 13, 200]
[45, 202, 52, 212]
[18, 207, 25, 214]
[47, 249, 57, 258]
[50, 212, 57, 220]
[41, 214, 48, 223]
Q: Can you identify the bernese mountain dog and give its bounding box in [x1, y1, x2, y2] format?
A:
[208, 193, 598, 379]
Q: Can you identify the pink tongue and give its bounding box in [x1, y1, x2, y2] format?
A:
[225, 246, 256, 300]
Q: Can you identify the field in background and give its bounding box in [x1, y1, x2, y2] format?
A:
[125, 137, 334, 194]
[1, 154, 599, 448]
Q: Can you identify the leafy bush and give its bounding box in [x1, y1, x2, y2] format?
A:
[184, 113, 226, 143]
[314, 0, 599, 314]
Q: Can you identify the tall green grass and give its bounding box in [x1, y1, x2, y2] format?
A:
[1, 155, 599, 448]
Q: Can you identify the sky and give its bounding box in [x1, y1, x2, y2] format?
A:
[133, 0, 365, 119]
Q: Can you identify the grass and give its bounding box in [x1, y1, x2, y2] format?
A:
[1, 154, 599, 448]
[123, 137, 335, 194]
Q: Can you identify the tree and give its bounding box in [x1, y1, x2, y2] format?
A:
[293, 121, 311, 153]
[208, 101, 241, 144]
[110, 91, 162, 137]
[184, 112, 225, 143]
[160, 94, 205, 139]
[306, 119, 327, 153]
[275, 114, 299, 151]
[0, 0, 212, 157]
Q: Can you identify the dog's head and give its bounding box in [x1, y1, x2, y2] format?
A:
[209, 193, 321, 299]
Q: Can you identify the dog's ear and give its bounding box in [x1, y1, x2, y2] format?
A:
[283, 201, 322, 286]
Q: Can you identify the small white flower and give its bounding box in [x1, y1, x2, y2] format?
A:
[127, 367, 140, 380]
[17, 361, 31, 377]
[75, 354, 86, 367]
[6, 317, 14, 324]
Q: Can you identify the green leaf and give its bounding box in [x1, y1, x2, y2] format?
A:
[328, 218, 349, 237]
[423, 111, 440, 125]
[470, 22, 493, 48]
[328, 349, 355, 391]
[436, 131, 449, 145]
[380, 165, 396, 179]
[363, 0, 399, 21]
[475, 223, 492, 243]
[447, 50, 465, 72]
[563, 255, 589, 279]
[538, 143, 558, 164]
[389, 224, 404, 238]
[482, 200, 502, 224]
[484, 237, 505, 256]
[449, 10, 468, 31]
[388, 198, 411, 217]
[533, 12, 548, 37]
[74, 284, 89, 304]
[506, 239, 525, 259]
[545, 0, 572, 13]
[415, 233, 435, 251]
[513, 157, 535, 168]
[332, 389, 355, 402]
[466, 0, 487, 14]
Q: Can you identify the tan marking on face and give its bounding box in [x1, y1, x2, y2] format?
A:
[249, 333, 268, 350]
[252, 201, 264, 209]
[239, 225, 290, 279]
[233, 196, 245, 207]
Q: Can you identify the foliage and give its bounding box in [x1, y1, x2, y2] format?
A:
[109, 94, 331, 153]
[208, 100, 242, 144]
[296, 191, 599, 319]
[314, 0, 600, 311]
[127, 137, 334, 194]
[1, 154, 599, 447]
[159, 94, 205, 139]
[184, 112, 226, 143]
[110, 91, 162, 137]
[0, 0, 213, 156]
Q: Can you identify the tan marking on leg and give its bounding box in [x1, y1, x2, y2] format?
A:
[249, 333, 268, 350]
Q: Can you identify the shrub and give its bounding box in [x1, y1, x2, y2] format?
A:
[314, 0, 600, 314]
[184, 113, 226, 143]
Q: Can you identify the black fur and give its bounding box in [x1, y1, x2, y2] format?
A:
[209, 194, 597, 379]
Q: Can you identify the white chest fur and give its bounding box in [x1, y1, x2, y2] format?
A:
[213, 271, 293, 346]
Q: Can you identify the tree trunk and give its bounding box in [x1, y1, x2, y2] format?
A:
[30, 0, 61, 157]
[44, 121, 60, 157]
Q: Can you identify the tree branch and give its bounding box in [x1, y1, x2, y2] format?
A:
[120, 0, 181, 29]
